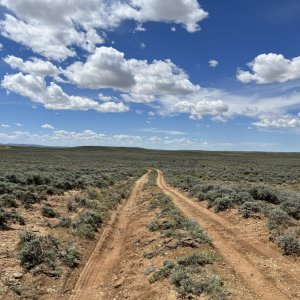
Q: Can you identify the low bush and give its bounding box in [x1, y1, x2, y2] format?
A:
[233, 191, 253, 205]
[0, 194, 18, 208]
[277, 234, 300, 256]
[61, 245, 81, 268]
[177, 251, 215, 266]
[59, 217, 72, 228]
[249, 185, 280, 204]
[67, 200, 77, 212]
[214, 197, 234, 212]
[18, 231, 59, 270]
[41, 207, 60, 218]
[0, 209, 25, 229]
[268, 208, 290, 230]
[281, 198, 300, 220]
[15, 190, 39, 209]
[239, 201, 261, 218]
[73, 211, 102, 239]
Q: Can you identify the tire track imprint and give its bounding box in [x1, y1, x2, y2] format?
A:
[156, 169, 300, 300]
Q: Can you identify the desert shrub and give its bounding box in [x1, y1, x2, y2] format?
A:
[15, 190, 38, 208]
[75, 195, 97, 209]
[149, 261, 175, 283]
[73, 211, 102, 239]
[277, 234, 300, 256]
[170, 267, 199, 296]
[214, 197, 234, 212]
[86, 188, 99, 200]
[67, 199, 77, 212]
[249, 185, 280, 204]
[177, 251, 215, 266]
[233, 191, 253, 205]
[147, 221, 159, 232]
[18, 231, 59, 270]
[281, 198, 300, 220]
[61, 245, 81, 268]
[239, 201, 261, 218]
[59, 217, 72, 228]
[41, 207, 60, 218]
[268, 208, 290, 230]
[0, 194, 18, 208]
[201, 275, 228, 299]
[0, 209, 25, 229]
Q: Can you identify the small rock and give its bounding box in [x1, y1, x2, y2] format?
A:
[12, 272, 23, 279]
[114, 279, 123, 289]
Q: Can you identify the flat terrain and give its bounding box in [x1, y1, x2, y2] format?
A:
[0, 146, 299, 299]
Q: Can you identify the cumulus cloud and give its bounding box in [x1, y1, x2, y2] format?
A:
[64, 46, 200, 100]
[158, 93, 228, 120]
[4, 55, 60, 78]
[1, 124, 10, 128]
[208, 59, 219, 68]
[0, 0, 207, 60]
[41, 123, 55, 130]
[237, 53, 300, 84]
[253, 114, 300, 128]
[1, 72, 129, 113]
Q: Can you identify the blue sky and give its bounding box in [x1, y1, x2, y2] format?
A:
[1, 0, 300, 151]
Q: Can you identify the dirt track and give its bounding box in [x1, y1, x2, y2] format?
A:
[156, 169, 300, 300]
[68, 170, 300, 300]
[69, 173, 148, 300]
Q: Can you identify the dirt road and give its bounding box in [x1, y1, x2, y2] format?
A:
[69, 173, 148, 300]
[156, 169, 300, 300]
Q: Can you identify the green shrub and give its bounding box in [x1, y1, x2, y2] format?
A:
[239, 201, 261, 218]
[281, 198, 300, 220]
[233, 191, 253, 205]
[59, 217, 72, 228]
[149, 261, 175, 283]
[16, 190, 39, 209]
[277, 234, 300, 256]
[268, 208, 290, 230]
[18, 231, 59, 270]
[249, 185, 280, 204]
[73, 211, 102, 239]
[177, 251, 215, 266]
[67, 200, 77, 212]
[0, 209, 25, 229]
[61, 245, 81, 268]
[201, 275, 228, 299]
[214, 197, 234, 212]
[41, 207, 60, 218]
[0, 194, 18, 208]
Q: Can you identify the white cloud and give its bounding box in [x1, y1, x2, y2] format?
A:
[64, 46, 200, 100]
[0, 0, 207, 60]
[237, 53, 300, 84]
[1, 72, 129, 113]
[140, 42, 146, 49]
[1, 124, 10, 128]
[4, 55, 60, 78]
[172, 99, 228, 119]
[253, 114, 300, 128]
[171, 26, 176, 32]
[208, 59, 219, 68]
[0, 43, 3, 50]
[140, 127, 185, 135]
[41, 123, 55, 130]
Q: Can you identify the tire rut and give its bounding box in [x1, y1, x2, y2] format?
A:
[69, 173, 148, 300]
[156, 169, 300, 300]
